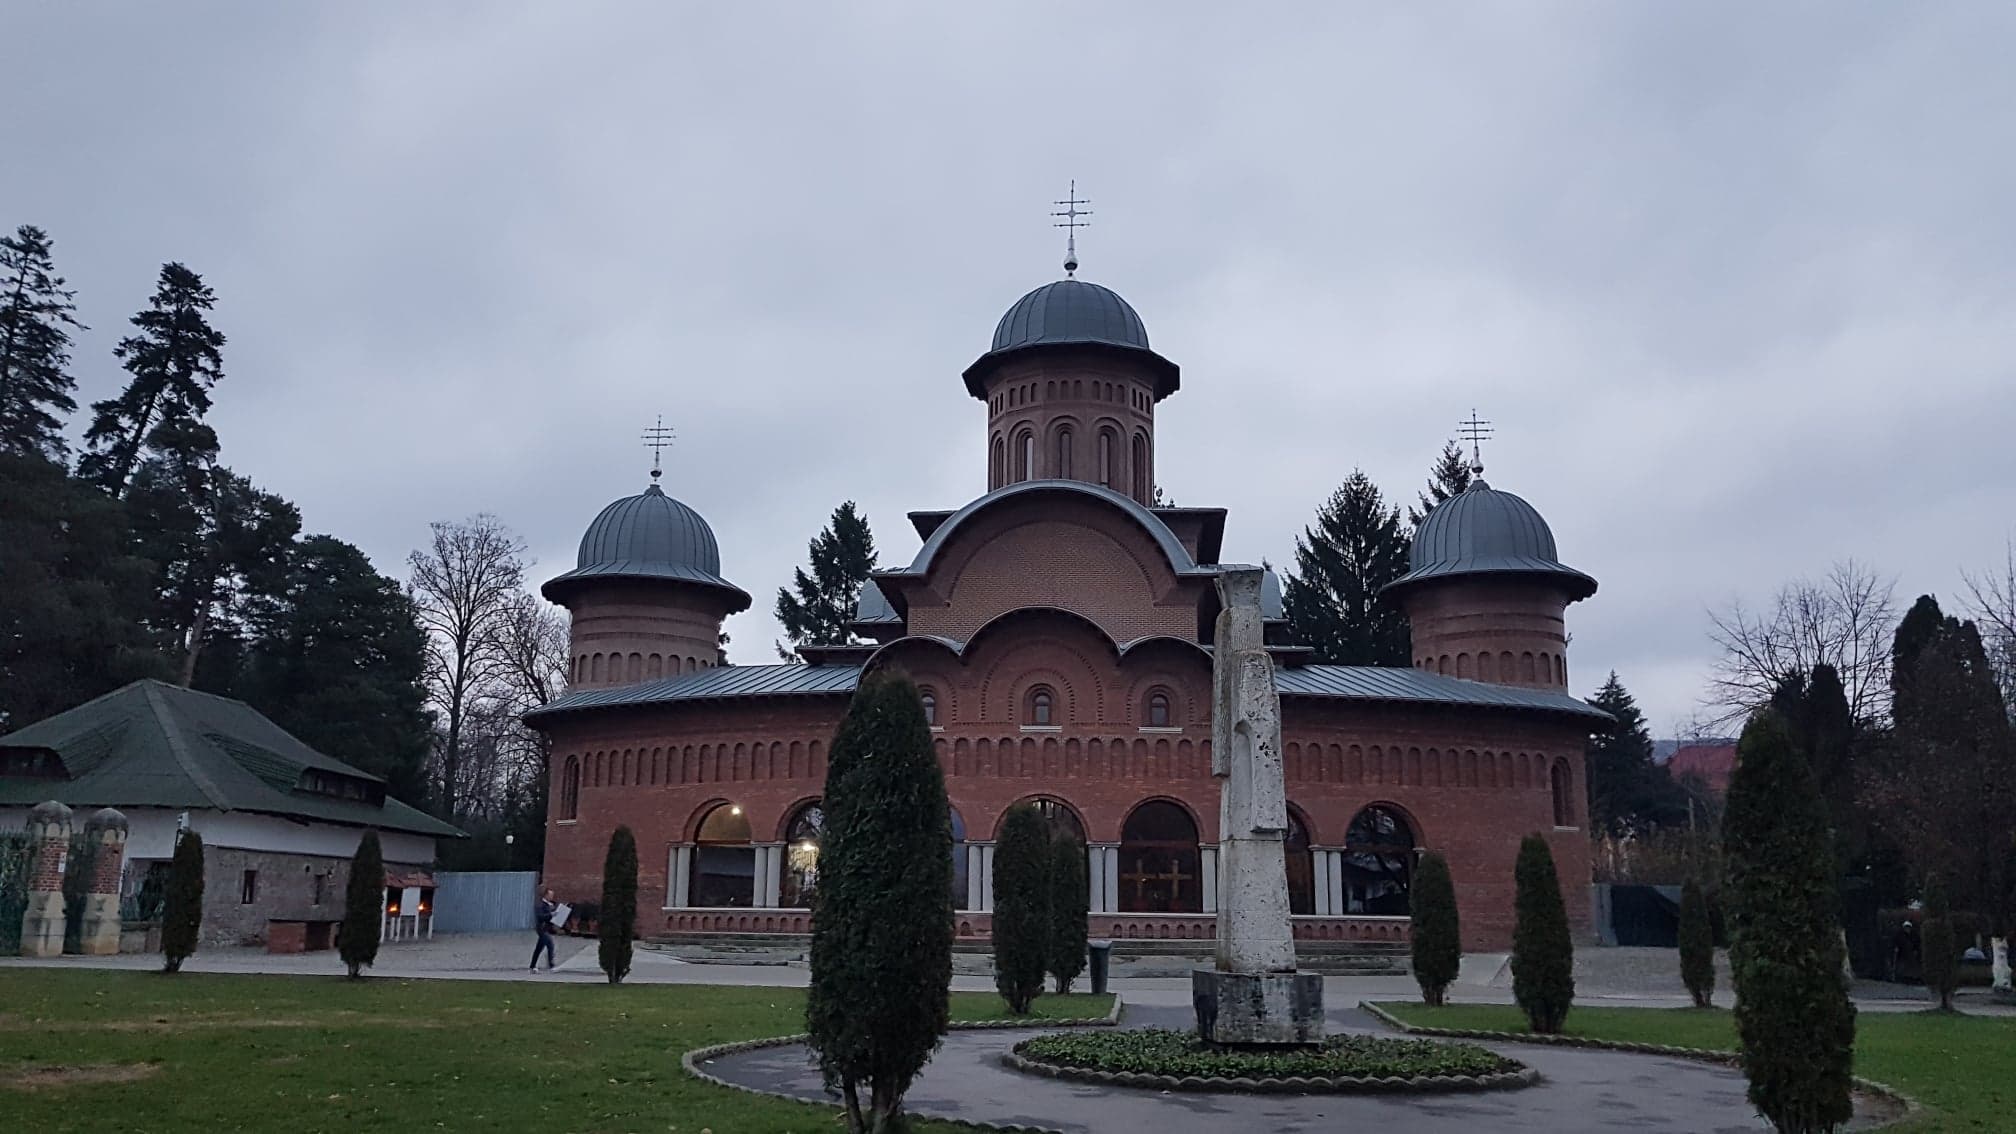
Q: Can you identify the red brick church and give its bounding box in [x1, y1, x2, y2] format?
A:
[529, 272, 1607, 950]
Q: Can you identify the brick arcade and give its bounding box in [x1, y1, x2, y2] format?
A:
[528, 272, 1607, 952]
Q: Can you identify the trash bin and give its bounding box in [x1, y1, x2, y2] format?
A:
[1088, 939, 1112, 995]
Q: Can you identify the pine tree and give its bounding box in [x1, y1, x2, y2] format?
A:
[1511, 835, 1574, 1033]
[1408, 438, 1474, 527]
[599, 826, 638, 984]
[1047, 833, 1089, 994]
[1585, 672, 1688, 836]
[78, 263, 226, 497]
[0, 225, 85, 459]
[1920, 873, 1957, 1012]
[991, 802, 1051, 1015]
[1724, 710, 1856, 1133]
[340, 830, 383, 978]
[1282, 470, 1411, 666]
[1890, 594, 1947, 724]
[1679, 877, 1716, 1009]
[1410, 850, 1461, 1006]
[806, 672, 953, 1134]
[774, 501, 877, 660]
[160, 829, 205, 973]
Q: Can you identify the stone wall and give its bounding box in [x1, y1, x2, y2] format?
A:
[192, 847, 428, 947]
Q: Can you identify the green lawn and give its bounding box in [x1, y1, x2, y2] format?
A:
[0, 969, 1111, 1133]
[1374, 1001, 2016, 1133]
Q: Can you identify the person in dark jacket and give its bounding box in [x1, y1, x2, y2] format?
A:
[530, 888, 558, 972]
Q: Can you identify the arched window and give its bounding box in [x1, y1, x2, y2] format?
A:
[1026, 685, 1054, 726]
[590, 654, 605, 682]
[1018, 797, 1085, 842]
[950, 807, 969, 907]
[1131, 434, 1148, 501]
[1146, 690, 1171, 728]
[690, 803, 754, 908]
[1119, 800, 1201, 913]
[559, 756, 580, 820]
[1055, 427, 1073, 479]
[1020, 432, 1036, 480]
[920, 688, 938, 726]
[781, 801, 824, 908]
[990, 434, 1004, 485]
[1285, 808, 1314, 915]
[1342, 805, 1415, 915]
[1098, 430, 1116, 487]
[1551, 759, 1575, 827]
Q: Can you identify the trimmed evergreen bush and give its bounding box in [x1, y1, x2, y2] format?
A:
[806, 673, 954, 1134]
[1048, 834, 1089, 994]
[1920, 873, 1956, 1012]
[1511, 834, 1573, 1033]
[1410, 851, 1461, 1006]
[992, 802, 1050, 1015]
[1679, 877, 1716, 1009]
[340, 830, 383, 978]
[160, 829, 204, 974]
[599, 825, 638, 985]
[1724, 709, 1856, 1133]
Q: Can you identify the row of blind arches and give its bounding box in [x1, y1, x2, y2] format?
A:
[676, 796, 1441, 917]
[917, 685, 1173, 727]
[989, 422, 1149, 498]
[1422, 649, 1565, 685]
[572, 651, 717, 685]
[991, 378, 1150, 413]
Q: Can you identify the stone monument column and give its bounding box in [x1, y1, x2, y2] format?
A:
[1192, 568, 1323, 1045]
[78, 809, 130, 956]
[20, 800, 73, 958]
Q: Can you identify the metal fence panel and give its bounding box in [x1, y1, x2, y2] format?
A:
[431, 871, 537, 934]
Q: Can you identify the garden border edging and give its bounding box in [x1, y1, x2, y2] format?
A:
[1000, 1039, 1538, 1095]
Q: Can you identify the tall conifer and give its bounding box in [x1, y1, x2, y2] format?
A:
[991, 803, 1050, 1014]
[1410, 851, 1461, 1006]
[78, 263, 226, 497]
[1679, 877, 1716, 1009]
[599, 826, 638, 984]
[160, 829, 205, 973]
[1047, 834, 1089, 994]
[0, 225, 85, 459]
[340, 830, 383, 978]
[1585, 672, 1687, 835]
[1511, 834, 1574, 1033]
[1282, 470, 1411, 666]
[1408, 438, 1474, 527]
[775, 501, 877, 660]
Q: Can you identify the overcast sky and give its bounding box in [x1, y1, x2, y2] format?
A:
[6, 3, 2012, 733]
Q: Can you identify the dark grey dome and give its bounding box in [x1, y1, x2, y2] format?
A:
[991, 279, 1150, 353]
[541, 483, 751, 611]
[1383, 479, 1596, 600]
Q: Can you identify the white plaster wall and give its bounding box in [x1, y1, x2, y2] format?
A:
[0, 806, 437, 868]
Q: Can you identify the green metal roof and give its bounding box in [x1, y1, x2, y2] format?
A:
[0, 680, 462, 839]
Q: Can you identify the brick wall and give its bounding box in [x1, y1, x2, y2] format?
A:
[194, 847, 427, 947]
[980, 349, 1159, 503]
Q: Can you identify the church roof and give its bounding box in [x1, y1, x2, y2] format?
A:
[962, 279, 1179, 399]
[542, 482, 752, 611]
[0, 680, 462, 838]
[523, 661, 1608, 723]
[885, 479, 1213, 583]
[1384, 478, 1597, 600]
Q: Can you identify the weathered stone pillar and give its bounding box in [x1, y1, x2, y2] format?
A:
[1192, 567, 1323, 1045]
[19, 801, 73, 958]
[77, 809, 129, 955]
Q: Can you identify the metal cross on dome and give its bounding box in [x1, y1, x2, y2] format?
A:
[1051, 180, 1092, 277]
[641, 415, 675, 482]
[1459, 409, 1493, 476]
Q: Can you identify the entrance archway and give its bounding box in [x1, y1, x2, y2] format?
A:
[690, 802, 754, 908]
[1341, 804, 1415, 915]
[1118, 799, 1201, 913]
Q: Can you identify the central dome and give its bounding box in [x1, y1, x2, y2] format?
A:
[990, 279, 1150, 353]
[540, 483, 751, 611]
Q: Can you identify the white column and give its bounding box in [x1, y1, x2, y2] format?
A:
[1312, 848, 1333, 916]
[1325, 850, 1346, 916]
[1103, 847, 1120, 913]
[668, 846, 692, 908]
[752, 844, 783, 907]
[1086, 844, 1118, 913]
[1200, 845, 1219, 913]
[979, 843, 997, 911]
[964, 845, 985, 912]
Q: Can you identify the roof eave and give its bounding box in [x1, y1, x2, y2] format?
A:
[960, 340, 1180, 400]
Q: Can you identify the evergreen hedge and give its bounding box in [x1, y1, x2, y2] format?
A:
[1679, 877, 1716, 1009]
[1410, 851, 1461, 1006]
[340, 830, 383, 978]
[599, 825, 638, 985]
[1920, 873, 1956, 1012]
[992, 802, 1050, 1015]
[160, 829, 204, 974]
[1725, 709, 1856, 1133]
[1511, 834, 1573, 1033]
[1047, 834, 1089, 994]
[805, 672, 953, 1134]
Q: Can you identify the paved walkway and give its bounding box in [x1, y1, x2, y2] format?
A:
[698, 1004, 1900, 1133]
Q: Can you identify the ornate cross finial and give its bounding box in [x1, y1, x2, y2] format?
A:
[641, 415, 675, 482]
[1051, 179, 1092, 277]
[1458, 409, 1493, 476]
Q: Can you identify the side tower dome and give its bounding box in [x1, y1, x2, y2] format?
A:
[1381, 478, 1596, 690]
[543, 480, 751, 690]
[963, 278, 1179, 506]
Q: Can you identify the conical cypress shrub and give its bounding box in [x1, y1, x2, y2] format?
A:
[1410, 851, 1461, 1006]
[600, 826, 638, 985]
[160, 829, 204, 974]
[1047, 834, 1089, 994]
[1725, 709, 1855, 1132]
[1920, 874, 1956, 1012]
[340, 831, 383, 978]
[992, 803, 1050, 1015]
[1679, 877, 1716, 1009]
[1511, 834, 1574, 1033]
[805, 673, 953, 1134]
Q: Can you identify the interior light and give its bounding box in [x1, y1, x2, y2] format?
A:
[729, 805, 742, 815]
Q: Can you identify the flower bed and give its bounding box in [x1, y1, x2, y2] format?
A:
[1006, 1028, 1535, 1094]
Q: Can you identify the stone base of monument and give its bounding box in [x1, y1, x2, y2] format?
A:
[1191, 968, 1325, 1046]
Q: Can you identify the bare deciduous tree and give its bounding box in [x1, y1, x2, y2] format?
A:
[407, 515, 527, 819]
[1962, 538, 2016, 717]
[1706, 559, 1897, 725]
